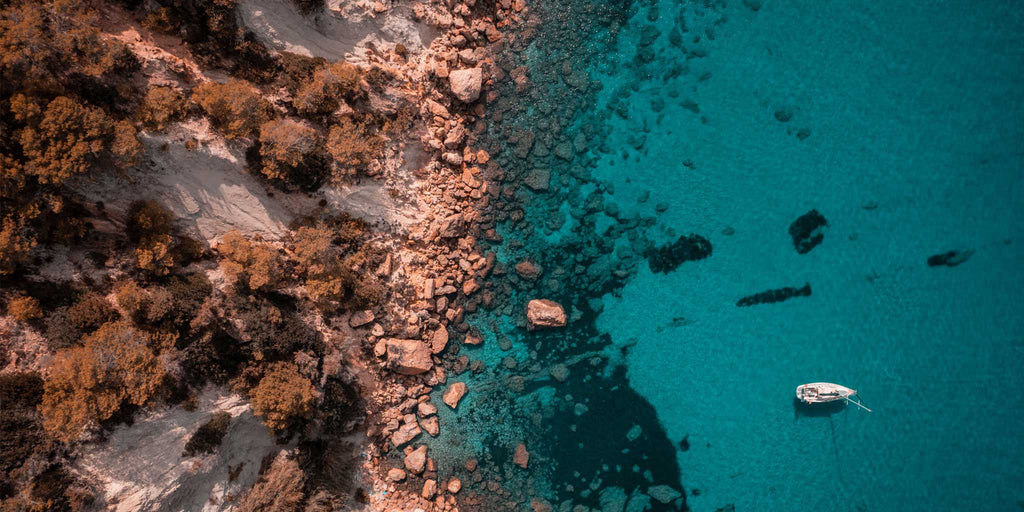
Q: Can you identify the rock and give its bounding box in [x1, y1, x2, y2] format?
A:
[438, 213, 466, 238]
[526, 299, 566, 330]
[513, 443, 530, 469]
[549, 364, 569, 382]
[385, 339, 434, 375]
[626, 424, 642, 441]
[530, 498, 553, 512]
[625, 492, 652, 512]
[419, 415, 439, 436]
[463, 330, 482, 345]
[788, 209, 828, 254]
[524, 167, 551, 191]
[515, 260, 543, 280]
[417, 402, 437, 417]
[648, 485, 682, 504]
[422, 479, 437, 499]
[349, 310, 374, 327]
[430, 327, 449, 354]
[404, 445, 428, 474]
[599, 486, 628, 512]
[447, 477, 462, 494]
[449, 68, 482, 102]
[927, 249, 974, 267]
[387, 468, 406, 482]
[647, 233, 712, 274]
[442, 381, 468, 409]
[462, 278, 479, 295]
[465, 458, 478, 471]
[736, 283, 812, 307]
[554, 141, 573, 160]
[391, 421, 421, 447]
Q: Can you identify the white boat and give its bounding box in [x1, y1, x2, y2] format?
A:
[796, 382, 872, 412]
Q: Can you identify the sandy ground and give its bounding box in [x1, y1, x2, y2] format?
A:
[239, 0, 440, 62]
[75, 388, 282, 512]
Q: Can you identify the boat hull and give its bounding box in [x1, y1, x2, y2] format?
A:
[796, 382, 856, 404]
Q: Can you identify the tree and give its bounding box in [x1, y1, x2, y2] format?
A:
[127, 200, 176, 276]
[140, 86, 187, 130]
[325, 117, 381, 179]
[39, 321, 166, 442]
[67, 292, 119, 332]
[193, 79, 275, 139]
[216, 230, 283, 292]
[10, 95, 111, 185]
[257, 118, 326, 189]
[249, 362, 315, 432]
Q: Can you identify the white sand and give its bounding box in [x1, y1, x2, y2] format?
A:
[75, 388, 282, 512]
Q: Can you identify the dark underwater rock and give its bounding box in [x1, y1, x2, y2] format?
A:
[927, 249, 974, 267]
[789, 209, 828, 254]
[647, 234, 712, 273]
[736, 283, 811, 307]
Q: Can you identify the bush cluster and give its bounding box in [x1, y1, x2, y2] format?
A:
[193, 80, 276, 140]
[216, 230, 283, 292]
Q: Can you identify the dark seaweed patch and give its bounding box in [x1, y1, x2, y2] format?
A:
[647, 234, 712, 273]
[789, 210, 828, 254]
[927, 249, 974, 267]
[736, 283, 811, 307]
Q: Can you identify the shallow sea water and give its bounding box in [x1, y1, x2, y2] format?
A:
[590, 1, 1024, 511]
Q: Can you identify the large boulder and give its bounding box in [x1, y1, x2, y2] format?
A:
[526, 299, 566, 330]
[385, 339, 433, 375]
[449, 68, 482, 102]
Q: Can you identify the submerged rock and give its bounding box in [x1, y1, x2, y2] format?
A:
[927, 249, 974, 267]
[449, 67, 482, 102]
[527, 299, 567, 329]
[789, 209, 828, 254]
[385, 338, 433, 375]
[648, 484, 682, 504]
[646, 234, 712, 273]
[513, 442, 530, 469]
[442, 381, 468, 409]
[736, 283, 812, 307]
[515, 259, 544, 280]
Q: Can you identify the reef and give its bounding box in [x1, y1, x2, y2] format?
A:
[788, 209, 828, 254]
[647, 234, 713, 273]
[736, 284, 812, 307]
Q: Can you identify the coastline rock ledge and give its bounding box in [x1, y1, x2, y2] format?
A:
[527, 299, 567, 330]
[384, 338, 433, 375]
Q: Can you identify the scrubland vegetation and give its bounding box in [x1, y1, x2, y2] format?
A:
[0, 0, 400, 508]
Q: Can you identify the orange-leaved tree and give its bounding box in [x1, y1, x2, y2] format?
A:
[39, 321, 166, 442]
[249, 362, 316, 432]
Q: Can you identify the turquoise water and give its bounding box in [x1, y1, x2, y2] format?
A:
[422, 1, 1024, 510]
[590, 1, 1024, 511]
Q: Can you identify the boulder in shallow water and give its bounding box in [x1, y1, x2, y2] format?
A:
[443, 381, 468, 409]
[789, 209, 828, 254]
[527, 299, 567, 329]
[927, 249, 974, 267]
[449, 68, 482, 102]
[648, 485, 682, 504]
[513, 442, 530, 468]
[647, 234, 712, 273]
[385, 338, 433, 375]
[515, 259, 543, 280]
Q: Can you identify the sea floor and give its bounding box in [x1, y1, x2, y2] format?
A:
[591, 1, 1024, 511]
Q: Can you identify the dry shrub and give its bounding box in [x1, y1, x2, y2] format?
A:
[140, 86, 187, 130]
[0, 216, 35, 275]
[325, 117, 381, 179]
[193, 79, 275, 139]
[7, 296, 42, 322]
[277, 52, 327, 96]
[216, 230, 283, 292]
[0, 373, 47, 481]
[293, 61, 362, 118]
[111, 120, 142, 167]
[257, 118, 327, 189]
[249, 362, 316, 432]
[67, 292, 119, 333]
[116, 281, 174, 325]
[43, 307, 81, 350]
[235, 452, 305, 512]
[39, 321, 166, 442]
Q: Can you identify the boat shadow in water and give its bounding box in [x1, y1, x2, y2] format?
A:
[792, 397, 848, 419]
